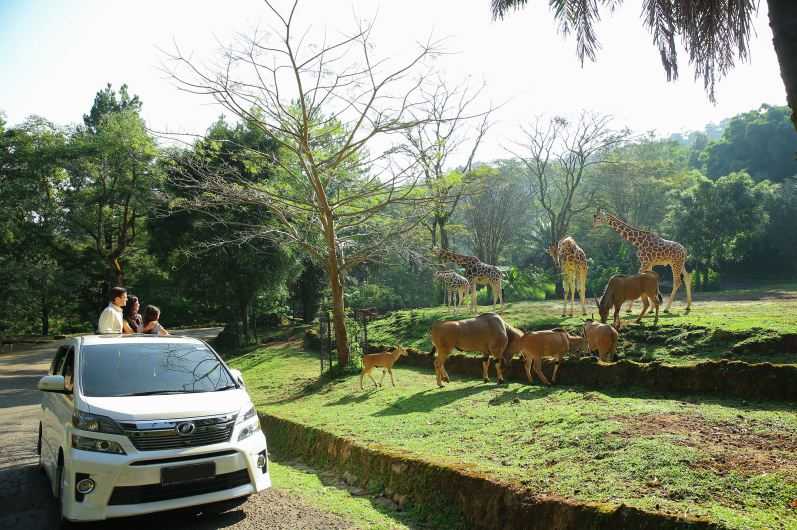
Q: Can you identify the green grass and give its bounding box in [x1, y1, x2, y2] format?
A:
[271, 459, 464, 529]
[365, 290, 797, 365]
[233, 341, 797, 530]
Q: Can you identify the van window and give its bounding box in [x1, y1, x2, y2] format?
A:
[50, 346, 69, 375]
[61, 349, 75, 393]
[79, 342, 237, 397]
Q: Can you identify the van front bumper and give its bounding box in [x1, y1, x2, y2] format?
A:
[62, 431, 270, 521]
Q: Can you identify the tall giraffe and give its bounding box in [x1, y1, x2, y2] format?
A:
[593, 209, 692, 312]
[547, 236, 588, 317]
[433, 270, 470, 311]
[433, 248, 504, 313]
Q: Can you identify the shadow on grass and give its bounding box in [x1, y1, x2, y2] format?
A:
[369, 381, 555, 416]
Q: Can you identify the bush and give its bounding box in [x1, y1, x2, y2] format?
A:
[503, 266, 555, 303]
[345, 283, 403, 312]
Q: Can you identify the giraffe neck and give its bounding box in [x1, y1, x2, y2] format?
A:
[438, 248, 479, 266]
[604, 215, 648, 247]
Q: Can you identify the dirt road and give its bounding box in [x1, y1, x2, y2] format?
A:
[0, 330, 353, 530]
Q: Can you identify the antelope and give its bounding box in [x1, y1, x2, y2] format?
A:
[505, 329, 586, 385]
[597, 272, 662, 328]
[360, 346, 408, 390]
[583, 319, 619, 362]
[430, 313, 522, 387]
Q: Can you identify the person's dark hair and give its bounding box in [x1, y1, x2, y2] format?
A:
[123, 295, 140, 320]
[143, 305, 161, 325]
[109, 286, 127, 302]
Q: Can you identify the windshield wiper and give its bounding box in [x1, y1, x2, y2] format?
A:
[198, 385, 238, 392]
[121, 390, 198, 396]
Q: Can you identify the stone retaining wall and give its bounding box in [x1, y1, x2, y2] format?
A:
[262, 412, 720, 530]
[378, 349, 797, 402]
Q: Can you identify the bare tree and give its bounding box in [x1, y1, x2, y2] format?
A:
[464, 165, 528, 265]
[400, 81, 492, 250]
[510, 112, 630, 250]
[163, 0, 444, 364]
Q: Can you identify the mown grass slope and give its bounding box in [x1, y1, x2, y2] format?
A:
[232, 341, 797, 530]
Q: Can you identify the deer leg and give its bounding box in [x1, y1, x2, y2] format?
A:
[654, 297, 660, 326]
[434, 353, 446, 387]
[388, 367, 396, 387]
[359, 370, 366, 390]
[495, 356, 505, 384]
[379, 368, 387, 386]
[552, 354, 561, 384]
[524, 355, 533, 384]
[482, 357, 490, 383]
[533, 357, 551, 385]
[637, 295, 650, 323]
[369, 372, 379, 388]
[613, 305, 622, 330]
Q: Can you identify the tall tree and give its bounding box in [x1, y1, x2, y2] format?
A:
[165, 0, 444, 364]
[65, 85, 160, 288]
[463, 164, 528, 264]
[400, 81, 491, 250]
[490, 1, 797, 130]
[670, 171, 775, 288]
[511, 112, 629, 252]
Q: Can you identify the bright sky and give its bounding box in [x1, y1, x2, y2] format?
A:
[0, 0, 786, 161]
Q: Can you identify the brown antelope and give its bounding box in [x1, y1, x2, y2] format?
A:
[505, 329, 586, 385]
[430, 313, 522, 387]
[360, 346, 408, 390]
[597, 272, 662, 328]
[583, 319, 619, 362]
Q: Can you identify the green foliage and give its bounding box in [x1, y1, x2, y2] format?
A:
[670, 171, 775, 285]
[703, 105, 797, 182]
[502, 265, 554, 302]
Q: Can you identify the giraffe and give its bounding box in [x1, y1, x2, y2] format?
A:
[546, 236, 588, 317]
[593, 208, 692, 312]
[433, 270, 470, 311]
[433, 248, 504, 313]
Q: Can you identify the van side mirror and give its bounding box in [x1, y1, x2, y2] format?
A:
[38, 375, 70, 394]
[229, 368, 244, 386]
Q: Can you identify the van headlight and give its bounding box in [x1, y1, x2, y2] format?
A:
[72, 411, 122, 434]
[72, 434, 126, 454]
[237, 406, 261, 441]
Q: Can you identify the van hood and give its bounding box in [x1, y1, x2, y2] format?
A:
[82, 389, 248, 421]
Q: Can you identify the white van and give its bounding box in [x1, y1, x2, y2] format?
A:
[37, 334, 270, 523]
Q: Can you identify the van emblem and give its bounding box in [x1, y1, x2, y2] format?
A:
[176, 422, 196, 435]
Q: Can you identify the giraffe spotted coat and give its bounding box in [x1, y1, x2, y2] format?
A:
[433, 248, 504, 312]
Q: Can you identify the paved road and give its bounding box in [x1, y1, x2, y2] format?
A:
[0, 330, 353, 530]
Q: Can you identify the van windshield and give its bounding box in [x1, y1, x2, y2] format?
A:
[80, 342, 237, 397]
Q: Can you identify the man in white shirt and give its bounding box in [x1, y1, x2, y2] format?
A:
[97, 287, 133, 334]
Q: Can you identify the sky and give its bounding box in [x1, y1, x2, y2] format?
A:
[0, 0, 787, 162]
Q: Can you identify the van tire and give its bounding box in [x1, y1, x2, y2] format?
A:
[55, 456, 73, 529]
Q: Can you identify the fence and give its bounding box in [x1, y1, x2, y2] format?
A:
[318, 308, 379, 375]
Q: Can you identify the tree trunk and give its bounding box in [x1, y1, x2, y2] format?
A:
[239, 300, 250, 345]
[769, 0, 797, 130]
[327, 258, 349, 366]
[438, 219, 450, 250]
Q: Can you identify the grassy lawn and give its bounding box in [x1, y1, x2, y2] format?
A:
[271, 459, 465, 529]
[365, 290, 797, 366]
[232, 341, 797, 530]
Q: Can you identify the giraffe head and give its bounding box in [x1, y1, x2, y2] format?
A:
[593, 208, 610, 228]
[546, 243, 560, 268]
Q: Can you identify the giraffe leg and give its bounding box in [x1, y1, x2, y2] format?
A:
[471, 282, 477, 313]
[561, 272, 569, 317]
[683, 268, 693, 312]
[665, 264, 683, 312]
[579, 267, 587, 316]
[569, 274, 576, 317]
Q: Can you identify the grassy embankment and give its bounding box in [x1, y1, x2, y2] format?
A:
[230, 340, 797, 530]
[365, 286, 797, 366]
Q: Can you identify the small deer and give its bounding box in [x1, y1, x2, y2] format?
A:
[360, 346, 408, 390]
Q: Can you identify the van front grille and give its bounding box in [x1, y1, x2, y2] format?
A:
[108, 469, 250, 505]
[120, 414, 236, 451]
